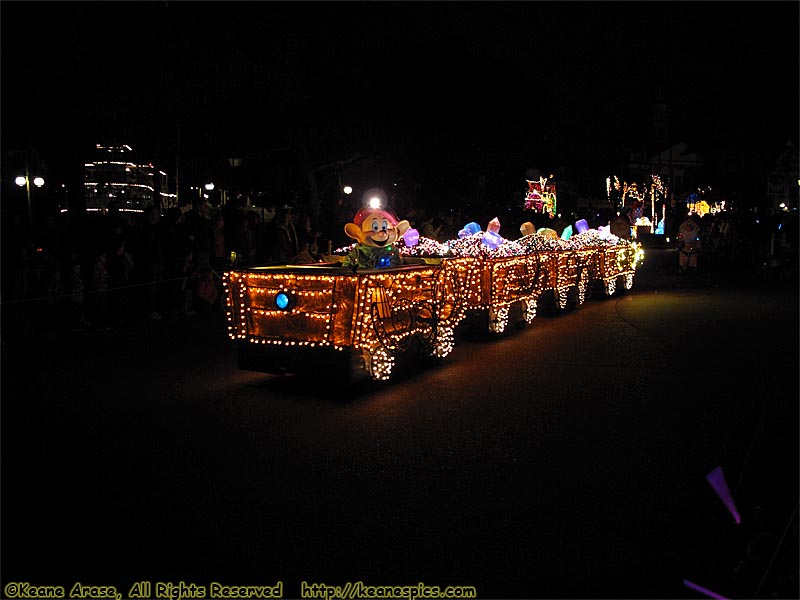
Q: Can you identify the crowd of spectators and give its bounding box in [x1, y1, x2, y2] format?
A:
[664, 206, 799, 276]
[1, 198, 797, 345]
[0, 197, 328, 344]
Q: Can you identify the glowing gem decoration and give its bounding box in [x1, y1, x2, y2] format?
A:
[575, 219, 589, 234]
[520, 222, 535, 237]
[561, 225, 573, 240]
[459, 222, 482, 238]
[683, 580, 729, 599]
[403, 228, 420, 247]
[537, 228, 559, 240]
[487, 217, 501, 234]
[275, 292, 291, 310]
[706, 466, 741, 524]
[482, 230, 503, 250]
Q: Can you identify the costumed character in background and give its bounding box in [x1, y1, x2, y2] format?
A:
[342, 203, 411, 270]
[629, 200, 644, 225]
[677, 214, 702, 272]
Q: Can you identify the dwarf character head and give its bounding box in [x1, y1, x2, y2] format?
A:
[344, 207, 410, 248]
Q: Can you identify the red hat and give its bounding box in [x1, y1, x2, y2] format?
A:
[352, 207, 400, 227]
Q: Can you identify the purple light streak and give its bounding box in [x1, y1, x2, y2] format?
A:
[706, 466, 741, 524]
[683, 579, 729, 599]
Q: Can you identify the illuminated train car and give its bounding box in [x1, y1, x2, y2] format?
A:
[224, 239, 641, 382]
[445, 238, 639, 334]
[591, 243, 639, 296]
[224, 260, 467, 381]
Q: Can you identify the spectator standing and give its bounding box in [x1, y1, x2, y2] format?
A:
[63, 250, 88, 332]
[191, 209, 231, 313]
[1, 219, 35, 341]
[26, 244, 61, 338]
[443, 210, 461, 240]
[270, 207, 298, 264]
[100, 200, 134, 257]
[87, 250, 110, 331]
[230, 210, 259, 267]
[421, 211, 444, 241]
[162, 207, 194, 316]
[208, 213, 228, 312]
[135, 205, 165, 319]
[211, 212, 228, 273]
[106, 234, 135, 326]
[184, 197, 214, 273]
[296, 211, 321, 258]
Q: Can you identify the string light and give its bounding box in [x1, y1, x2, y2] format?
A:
[225, 228, 642, 381]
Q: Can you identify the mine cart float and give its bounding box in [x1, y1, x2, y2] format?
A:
[224, 262, 468, 382]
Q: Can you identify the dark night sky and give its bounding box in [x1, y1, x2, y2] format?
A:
[2, 1, 798, 199]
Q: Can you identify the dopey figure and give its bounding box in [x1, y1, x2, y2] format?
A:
[342, 205, 411, 270]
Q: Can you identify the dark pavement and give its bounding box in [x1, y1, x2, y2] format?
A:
[1, 246, 798, 599]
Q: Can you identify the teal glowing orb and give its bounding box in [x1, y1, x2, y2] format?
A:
[275, 292, 291, 309]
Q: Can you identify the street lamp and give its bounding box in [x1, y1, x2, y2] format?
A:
[15, 170, 45, 225]
[201, 182, 215, 201]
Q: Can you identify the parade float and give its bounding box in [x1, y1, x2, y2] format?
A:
[524, 175, 558, 218]
[223, 192, 643, 382]
[607, 174, 669, 238]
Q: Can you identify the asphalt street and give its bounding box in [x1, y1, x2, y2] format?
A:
[1, 247, 798, 600]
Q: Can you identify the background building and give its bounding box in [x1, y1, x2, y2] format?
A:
[83, 144, 176, 213]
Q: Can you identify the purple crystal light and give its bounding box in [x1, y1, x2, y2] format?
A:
[403, 228, 419, 247]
